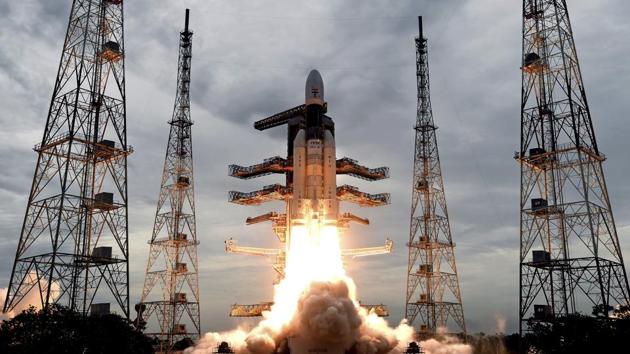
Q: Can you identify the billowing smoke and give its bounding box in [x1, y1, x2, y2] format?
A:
[288, 279, 409, 354]
[292, 280, 361, 349]
[186, 277, 471, 354]
[493, 314, 506, 335]
[186, 222, 470, 354]
[186, 277, 409, 354]
[0, 272, 60, 320]
[0, 288, 11, 320]
[421, 338, 472, 354]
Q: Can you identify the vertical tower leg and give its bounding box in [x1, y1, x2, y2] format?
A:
[518, 0, 630, 336]
[3, 0, 130, 318]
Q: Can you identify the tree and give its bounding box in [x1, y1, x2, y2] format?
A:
[0, 305, 154, 354]
[591, 304, 613, 318]
[613, 305, 630, 320]
[520, 313, 630, 354]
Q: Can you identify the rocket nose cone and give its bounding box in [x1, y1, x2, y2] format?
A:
[305, 69, 324, 105]
[306, 69, 323, 84]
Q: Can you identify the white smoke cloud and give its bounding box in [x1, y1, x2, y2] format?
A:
[0, 272, 60, 321]
[0, 287, 9, 320]
[420, 338, 472, 354]
[186, 278, 471, 354]
[493, 314, 506, 334]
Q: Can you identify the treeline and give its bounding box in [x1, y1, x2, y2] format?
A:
[469, 306, 630, 354]
[0, 305, 154, 354]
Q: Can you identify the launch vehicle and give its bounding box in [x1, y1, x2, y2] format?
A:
[226, 70, 392, 317]
[291, 70, 338, 225]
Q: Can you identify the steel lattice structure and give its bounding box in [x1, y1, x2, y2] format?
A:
[2, 0, 130, 317]
[405, 17, 466, 338]
[517, 0, 630, 334]
[135, 10, 200, 352]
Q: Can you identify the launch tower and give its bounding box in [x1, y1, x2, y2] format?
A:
[136, 9, 200, 352]
[404, 17, 466, 337]
[3, 0, 131, 317]
[517, 0, 630, 334]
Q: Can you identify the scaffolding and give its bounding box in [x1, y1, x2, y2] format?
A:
[136, 10, 200, 353]
[229, 156, 389, 181]
[229, 302, 389, 317]
[246, 212, 288, 242]
[336, 157, 389, 181]
[229, 156, 289, 179]
[229, 184, 291, 205]
[517, 0, 630, 335]
[338, 212, 370, 229]
[405, 16, 466, 338]
[342, 239, 393, 258]
[2, 0, 131, 318]
[337, 185, 391, 207]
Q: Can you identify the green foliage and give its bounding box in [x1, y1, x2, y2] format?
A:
[0, 305, 154, 354]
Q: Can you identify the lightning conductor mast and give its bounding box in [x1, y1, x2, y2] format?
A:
[136, 9, 200, 352]
[405, 16, 466, 338]
[292, 70, 338, 225]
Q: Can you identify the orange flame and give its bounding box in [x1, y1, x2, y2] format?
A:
[261, 220, 351, 331]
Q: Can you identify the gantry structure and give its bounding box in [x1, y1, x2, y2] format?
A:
[135, 10, 200, 352]
[227, 75, 392, 317]
[405, 17, 466, 338]
[3, 0, 131, 317]
[517, 0, 630, 334]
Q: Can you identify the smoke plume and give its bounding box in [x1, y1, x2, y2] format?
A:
[185, 223, 470, 354]
[187, 276, 471, 354]
[493, 314, 506, 335]
[0, 272, 59, 320]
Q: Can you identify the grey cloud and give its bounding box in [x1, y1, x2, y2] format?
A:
[1, 0, 630, 336]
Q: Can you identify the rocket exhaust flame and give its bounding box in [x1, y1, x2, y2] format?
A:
[260, 222, 348, 330]
[188, 219, 471, 354]
[188, 218, 413, 354]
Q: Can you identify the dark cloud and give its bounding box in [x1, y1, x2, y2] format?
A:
[1, 0, 630, 336]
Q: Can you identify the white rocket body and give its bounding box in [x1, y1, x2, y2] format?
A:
[291, 70, 338, 225]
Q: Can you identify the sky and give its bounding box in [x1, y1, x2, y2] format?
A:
[1, 0, 630, 335]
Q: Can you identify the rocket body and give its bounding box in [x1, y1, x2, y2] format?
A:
[291, 70, 338, 225]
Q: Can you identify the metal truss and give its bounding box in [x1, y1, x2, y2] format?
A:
[229, 302, 388, 318]
[136, 10, 200, 352]
[518, 0, 630, 334]
[229, 156, 388, 181]
[3, 0, 130, 317]
[405, 17, 466, 338]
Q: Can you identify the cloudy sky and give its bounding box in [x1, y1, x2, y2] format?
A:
[1, 0, 630, 334]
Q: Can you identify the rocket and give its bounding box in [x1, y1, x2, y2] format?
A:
[291, 70, 338, 225]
